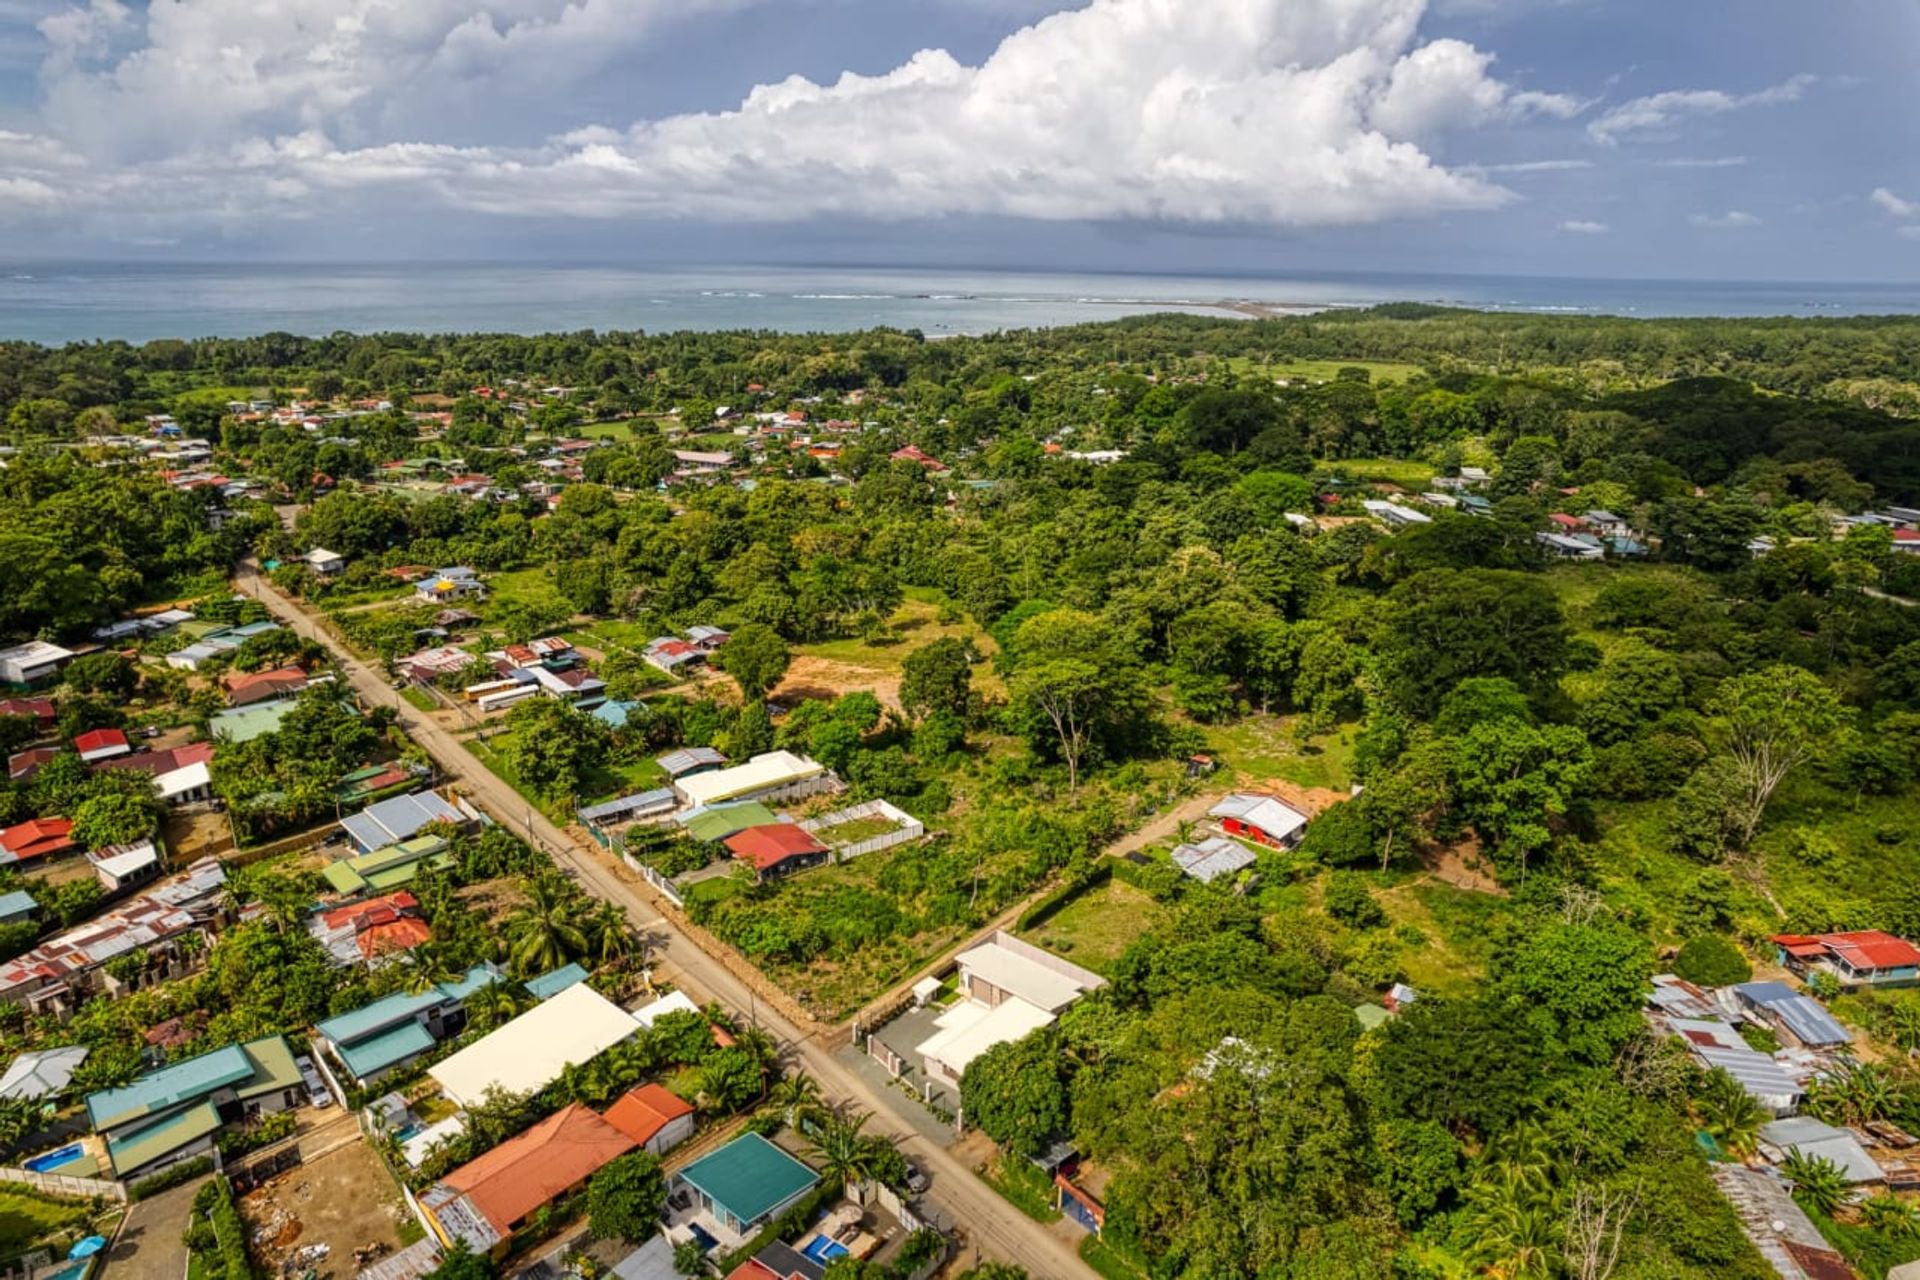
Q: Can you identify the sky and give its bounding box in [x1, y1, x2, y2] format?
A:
[0, 0, 1914, 280]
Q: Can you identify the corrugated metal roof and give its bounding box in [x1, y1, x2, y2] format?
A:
[1170, 836, 1256, 884]
[340, 791, 464, 851]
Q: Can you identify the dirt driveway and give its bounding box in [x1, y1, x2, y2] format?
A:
[239, 1130, 410, 1280]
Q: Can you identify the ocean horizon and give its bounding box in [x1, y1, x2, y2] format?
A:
[5, 261, 1920, 344]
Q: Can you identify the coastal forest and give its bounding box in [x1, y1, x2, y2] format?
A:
[5, 306, 1920, 1278]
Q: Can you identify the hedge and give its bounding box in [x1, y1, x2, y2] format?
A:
[1016, 862, 1112, 932]
[129, 1155, 214, 1202]
[195, 1177, 257, 1280]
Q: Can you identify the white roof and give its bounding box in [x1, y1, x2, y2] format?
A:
[305, 547, 344, 564]
[954, 938, 1092, 1013]
[675, 751, 825, 808]
[0, 1045, 88, 1101]
[1759, 1117, 1883, 1184]
[154, 761, 212, 801]
[91, 840, 159, 878]
[0, 641, 73, 668]
[916, 997, 1054, 1076]
[631, 990, 701, 1029]
[429, 983, 637, 1106]
[1170, 835, 1256, 883]
[400, 1114, 466, 1169]
[1208, 793, 1310, 843]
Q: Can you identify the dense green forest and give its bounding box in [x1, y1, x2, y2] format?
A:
[7, 307, 1920, 1278]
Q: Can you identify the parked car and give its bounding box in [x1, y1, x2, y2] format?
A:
[904, 1160, 929, 1194]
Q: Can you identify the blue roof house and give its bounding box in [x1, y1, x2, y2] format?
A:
[314, 965, 500, 1088]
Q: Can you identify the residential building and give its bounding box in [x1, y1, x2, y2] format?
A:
[917, 931, 1105, 1088]
[642, 637, 704, 674]
[428, 983, 639, 1107]
[889, 445, 946, 471]
[656, 747, 726, 780]
[1661, 1017, 1801, 1115]
[0, 1045, 88, 1103]
[421, 1103, 636, 1256]
[1712, 1165, 1856, 1280]
[0, 642, 74, 687]
[1583, 509, 1631, 538]
[577, 790, 678, 831]
[94, 742, 217, 806]
[0, 890, 36, 926]
[1169, 835, 1257, 885]
[673, 751, 835, 809]
[313, 965, 500, 1089]
[680, 802, 782, 844]
[1771, 931, 1920, 989]
[603, 1083, 696, 1156]
[339, 790, 469, 854]
[415, 568, 487, 604]
[223, 665, 310, 707]
[1362, 499, 1431, 528]
[0, 818, 78, 866]
[1207, 793, 1311, 850]
[724, 824, 830, 879]
[523, 963, 589, 1002]
[321, 834, 454, 897]
[0, 858, 226, 1017]
[309, 891, 433, 967]
[304, 548, 346, 575]
[8, 747, 62, 782]
[86, 1034, 304, 1180]
[73, 728, 131, 763]
[672, 1133, 821, 1245]
[0, 697, 56, 730]
[1536, 531, 1605, 560]
[1728, 982, 1852, 1049]
[685, 626, 730, 653]
[398, 646, 475, 683]
[209, 697, 302, 743]
[1758, 1117, 1884, 1187]
[88, 840, 162, 893]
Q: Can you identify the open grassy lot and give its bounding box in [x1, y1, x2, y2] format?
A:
[1223, 356, 1425, 384]
[1197, 714, 1358, 792]
[481, 567, 573, 617]
[467, 728, 667, 822]
[0, 1186, 100, 1256]
[1023, 878, 1169, 976]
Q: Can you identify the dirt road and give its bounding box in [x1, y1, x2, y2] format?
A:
[233, 562, 1095, 1278]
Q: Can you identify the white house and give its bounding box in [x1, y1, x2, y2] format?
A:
[0, 642, 74, 687]
[916, 931, 1104, 1089]
[304, 548, 346, 575]
[1363, 499, 1431, 529]
[1536, 532, 1605, 561]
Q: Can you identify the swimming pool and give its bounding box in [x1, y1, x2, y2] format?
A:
[799, 1235, 850, 1265]
[24, 1143, 84, 1173]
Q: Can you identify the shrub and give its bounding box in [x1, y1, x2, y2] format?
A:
[130, 1154, 215, 1201]
[1324, 872, 1388, 930]
[1671, 935, 1751, 987]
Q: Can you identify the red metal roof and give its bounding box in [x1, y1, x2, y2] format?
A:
[72, 728, 128, 754]
[437, 1103, 634, 1235]
[0, 698, 55, 722]
[0, 818, 75, 861]
[723, 824, 828, 873]
[601, 1083, 694, 1147]
[1822, 931, 1920, 971]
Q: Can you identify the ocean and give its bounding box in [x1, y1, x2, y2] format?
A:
[4, 262, 1920, 344]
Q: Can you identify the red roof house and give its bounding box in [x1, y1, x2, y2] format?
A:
[1772, 931, 1920, 988]
[890, 444, 947, 471]
[7, 747, 63, 782]
[0, 698, 56, 728]
[420, 1104, 635, 1253]
[72, 729, 131, 763]
[1548, 512, 1587, 532]
[316, 891, 433, 962]
[601, 1083, 696, 1155]
[723, 824, 829, 879]
[223, 666, 310, 707]
[92, 741, 215, 779]
[0, 819, 77, 865]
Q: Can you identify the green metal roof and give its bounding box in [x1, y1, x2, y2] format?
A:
[336, 1020, 435, 1080]
[86, 1044, 251, 1131]
[322, 836, 452, 894]
[677, 1133, 819, 1227]
[315, 965, 498, 1048]
[682, 802, 778, 844]
[209, 698, 300, 744]
[235, 1035, 302, 1102]
[524, 963, 588, 1001]
[106, 1099, 221, 1176]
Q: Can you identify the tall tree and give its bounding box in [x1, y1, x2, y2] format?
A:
[714, 624, 791, 700]
[1708, 665, 1846, 849]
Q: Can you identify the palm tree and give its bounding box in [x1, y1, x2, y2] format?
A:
[404, 943, 463, 995]
[768, 1072, 825, 1132]
[1781, 1150, 1850, 1217]
[1695, 1069, 1765, 1157]
[806, 1110, 878, 1187]
[466, 982, 526, 1031]
[1462, 1179, 1558, 1280]
[505, 878, 588, 975]
[1861, 1193, 1920, 1238]
[582, 903, 634, 967]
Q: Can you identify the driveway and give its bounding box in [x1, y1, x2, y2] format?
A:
[101, 1175, 206, 1279]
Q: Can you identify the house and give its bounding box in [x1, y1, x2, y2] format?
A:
[1728, 982, 1852, 1049]
[1712, 1165, 1857, 1280]
[1169, 835, 1257, 885]
[0, 1045, 88, 1103]
[428, 983, 639, 1107]
[89, 840, 163, 894]
[0, 890, 36, 927]
[87, 1035, 304, 1180]
[917, 932, 1105, 1088]
[8, 747, 63, 782]
[1362, 499, 1431, 528]
[643, 637, 704, 674]
[1772, 932, 1920, 989]
[415, 568, 487, 605]
[890, 445, 947, 471]
[723, 824, 830, 879]
[1536, 531, 1605, 561]
[593, 700, 645, 730]
[321, 835, 455, 897]
[576, 790, 678, 831]
[1583, 509, 1630, 538]
[0, 818, 77, 865]
[672, 1133, 820, 1244]
[0, 642, 74, 687]
[339, 790, 468, 854]
[223, 665, 309, 707]
[398, 646, 474, 683]
[523, 963, 589, 1002]
[0, 697, 56, 730]
[1758, 1117, 1884, 1187]
[680, 802, 782, 844]
[0, 858, 227, 1016]
[309, 891, 432, 967]
[1547, 512, 1588, 533]
[94, 742, 217, 806]
[686, 626, 730, 653]
[673, 751, 835, 809]
[313, 965, 500, 1089]
[422, 1103, 636, 1256]
[603, 1083, 696, 1156]
[304, 548, 346, 575]
[1207, 794, 1310, 850]
[73, 728, 131, 763]
[532, 666, 606, 705]
[209, 697, 302, 743]
[1662, 1018, 1801, 1115]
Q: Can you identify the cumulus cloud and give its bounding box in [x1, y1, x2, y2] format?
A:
[1689, 210, 1760, 229]
[1557, 219, 1607, 233]
[5, 0, 1578, 231]
[1871, 187, 1919, 219]
[1588, 74, 1812, 146]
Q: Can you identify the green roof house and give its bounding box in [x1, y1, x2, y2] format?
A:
[680, 802, 779, 845]
[672, 1133, 819, 1239]
[313, 964, 499, 1087]
[86, 1035, 303, 1180]
[320, 835, 454, 896]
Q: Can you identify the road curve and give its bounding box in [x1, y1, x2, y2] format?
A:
[232, 562, 1093, 1278]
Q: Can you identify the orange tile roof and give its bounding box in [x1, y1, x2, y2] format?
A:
[722, 824, 827, 874]
[602, 1083, 693, 1147]
[439, 1103, 634, 1234]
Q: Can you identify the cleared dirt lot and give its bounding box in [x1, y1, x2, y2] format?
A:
[239, 1132, 410, 1279]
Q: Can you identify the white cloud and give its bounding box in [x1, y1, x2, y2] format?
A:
[1587, 74, 1812, 146]
[1557, 219, 1606, 233]
[1653, 155, 1747, 169]
[1474, 158, 1592, 173]
[1688, 210, 1760, 229]
[1871, 187, 1919, 219]
[5, 0, 1579, 231]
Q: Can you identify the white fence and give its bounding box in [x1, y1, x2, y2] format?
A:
[0, 1165, 126, 1203]
[801, 799, 924, 862]
[621, 848, 685, 909]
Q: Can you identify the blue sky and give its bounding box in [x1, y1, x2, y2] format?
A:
[0, 0, 1913, 280]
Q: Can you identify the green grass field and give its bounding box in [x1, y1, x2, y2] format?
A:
[485, 567, 572, 614]
[1023, 878, 1169, 975]
[1224, 357, 1424, 384]
[0, 1187, 95, 1254]
[1197, 715, 1357, 792]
